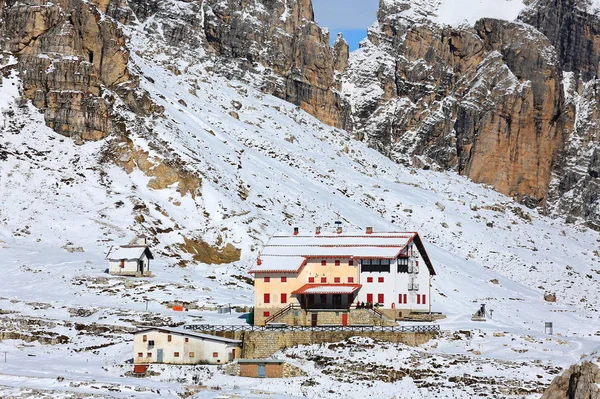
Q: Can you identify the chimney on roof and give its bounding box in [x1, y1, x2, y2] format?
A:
[366, 226, 373, 234]
[257, 257, 262, 265]
[315, 226, 321, 235]
[293, 227, 299, 235]
[336, 226, 342, 234]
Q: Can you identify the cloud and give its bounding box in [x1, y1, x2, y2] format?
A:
[312, 0, 379, 31]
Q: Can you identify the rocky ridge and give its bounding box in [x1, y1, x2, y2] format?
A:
[343, 0, 599, 227]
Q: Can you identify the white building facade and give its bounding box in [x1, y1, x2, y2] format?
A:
[133, 327, 241, 365]
[107, 245, 153, 276]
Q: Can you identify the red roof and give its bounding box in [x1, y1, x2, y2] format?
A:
[292, 284, 362, 295]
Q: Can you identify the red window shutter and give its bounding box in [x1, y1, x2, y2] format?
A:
[423, 294, 427, 304]
[321, 260, 327, 266]
[334, 277, 340, 283]
[264, 293, 270, 304]
[367, 277, 373, 283]
[167, 335, 172, 342]
[378, 294, 384, 304]
[348, 260, 354, 266]
[348, 277, 354, 283]
[264, 277, 270, 283]
[281, 277, 287, 283]
[174, 352, 180, 357]
[404, 294, 407, 304]
[263, 311, 270, 317]
[417, 294, 421, 304]
[366, 293, 373, 303]
[398, 294, 403, 304]
[321, 277, 327, 283]
[378, 277, 384, 283]
[281, 293, 287, 303]
[335, 260, 340, 266]
[308, 277, 315, 283]
[185, 337, 189, 343]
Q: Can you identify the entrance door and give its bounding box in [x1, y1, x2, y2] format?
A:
[311, 313, 318, 327]
[342, 313, 348, 326]
[138, 260, 143, 273]
[258, 364, 266, 378]
[333, 294, 342, 308]
[156, 349, 163, 363]
[231, 349, 236, 360]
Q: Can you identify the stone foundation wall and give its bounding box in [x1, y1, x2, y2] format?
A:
[256, 308, 397, 327]
[240, 330, 436, 358]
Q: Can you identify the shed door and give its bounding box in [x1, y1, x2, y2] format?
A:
[258, 364, 266, 378]
[156, 349, 163, 363]
[342, 313, 348, 326]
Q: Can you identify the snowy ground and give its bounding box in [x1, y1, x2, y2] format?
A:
[1, 9, 600, 397]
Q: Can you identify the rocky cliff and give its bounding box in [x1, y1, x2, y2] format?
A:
[541, 361, 600, 399]
[0, 0, 144, 141]
[125, 0, 350, 128]
[343, 0, 600, 226]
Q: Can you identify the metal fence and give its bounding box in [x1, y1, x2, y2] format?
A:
[183, 324, 440, 333]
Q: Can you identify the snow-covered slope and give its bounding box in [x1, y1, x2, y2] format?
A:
[0, 9, 599, 398]
[379, 0, 527, 26]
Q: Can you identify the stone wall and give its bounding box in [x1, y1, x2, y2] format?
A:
[240, 330, 435, 359]
[255, 308, 397, 327]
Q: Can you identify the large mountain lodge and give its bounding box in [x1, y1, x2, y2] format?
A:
[250, 227, 436, 326]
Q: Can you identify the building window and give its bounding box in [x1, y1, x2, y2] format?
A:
[308, 277, 315, 283]
[264, 277, 270, 283]
[422, 294, 427, 304]
[320, 294, 327, 303]
[167, 335, 172, 342]
[348, 277, 354, 283]
[378, 277, 384, 283]
[321, 260, 327, 266]
[366, 293, 373, 303]
[148, 340, 155, 347]
[403, 294, 408, 304]
[147, 352, 152, 358]
[142, 335, 147, 342]
[334, 277, 341, 283]
[281, 293, 287, 303]
[137, 352, 143, 358]
[367, 277, 373, 283]
[399, 294, 406, 304]
[417, 294, 421, 305]
[174, 352, 180, 357]
[362, 259, 391, 273]
[264, 293, 270, 304]
[281, 277, 287, 283]
[213, 352, 219, 358]
[397, 258, 409, 273]
[321, 277, 327, 283]
[378, 293, 384, 304]
[189, 352, 195, 358]
[120, 259, 125, 268]
[348, 260, 354, 266]
[185, 337, 189, 343]
[335, 260, 340, 266]
[263, 311, 270, 317]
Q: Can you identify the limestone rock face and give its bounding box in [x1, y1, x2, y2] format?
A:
[344, 8, 565, 205]
[0, 0, 124, 140]
[202, 0, 350, 128]
[541, 361, 600, 399]
[520, 0, 600, 82]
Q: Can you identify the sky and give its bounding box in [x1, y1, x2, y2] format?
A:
[312, 0, 380, 51]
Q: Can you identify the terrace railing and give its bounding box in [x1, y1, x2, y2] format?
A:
[183, 324, 440, 333]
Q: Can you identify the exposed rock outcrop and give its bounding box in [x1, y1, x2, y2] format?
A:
[541, 361, 600, 399]
[0, 0, 134, 140]
[344, 7, 565, 205]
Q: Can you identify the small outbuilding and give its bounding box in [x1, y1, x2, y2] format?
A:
[106, 236, 154, 276]
[238, 359, 286, 378]
[133, 327, 241, 365]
